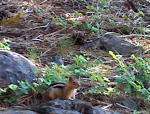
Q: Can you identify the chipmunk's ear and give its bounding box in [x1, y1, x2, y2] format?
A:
[69, 77, 73, 81]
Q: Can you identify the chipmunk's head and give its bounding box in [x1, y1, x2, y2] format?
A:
[68, 77, 80, 89]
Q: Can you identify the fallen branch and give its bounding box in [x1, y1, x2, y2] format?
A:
[101, 104, 113, 110]
[116, 103, 133, 111]
[119, 34, 150, 39]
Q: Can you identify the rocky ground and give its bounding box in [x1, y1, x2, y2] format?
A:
[0, 0, 150, 113]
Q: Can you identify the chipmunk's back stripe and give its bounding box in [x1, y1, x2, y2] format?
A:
[53, 85, 64, 89]
[47, 84, 65, 91]
[48, 82, 65, 88]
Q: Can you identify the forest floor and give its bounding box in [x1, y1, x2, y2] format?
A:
[0, 0, 150, 113]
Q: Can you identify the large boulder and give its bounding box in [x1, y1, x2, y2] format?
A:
[0, 100, 120, 114]
[31, 100, 119, 114]
[0, 50, 37, 88]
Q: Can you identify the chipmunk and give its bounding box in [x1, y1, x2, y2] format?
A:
[43, 77, 80, 101]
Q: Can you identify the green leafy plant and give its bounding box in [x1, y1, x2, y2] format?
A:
[84, 0, 109, 35]
[138, 9, 145, 16]
[99, 0, 108, 5]
[0, 80, 37, 104]
[86, 0, 109, 13]
[0, 88, 7, 95]
[111, 6, 118, 10]
[109, 19, 118, 27]
[72, 55, 110, 95]
[3, 96, 18, 104]
[109, 51, 150, 103]
[35, 55, 109, 95]
[0, 54, 109, 104]
[0, 38, 10, 50]
[86, 6, 97, 11]
[73, 12, 83, 16]
[53, 16, 67, 28]
[73, 55, 88, 68]
[84, 21, 98, 33]
[32, 55, 89, 93]
[84, 89, 101, 94]
[71, 19, 80, 26]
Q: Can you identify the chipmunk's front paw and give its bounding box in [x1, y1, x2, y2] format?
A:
[69, 98, 75, 100]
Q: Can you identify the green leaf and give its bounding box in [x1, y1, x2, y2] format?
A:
[129, 81, 137, 88]
[115, 77, 125, 86]
[88, 89, 101, 94]
[115, 67, 121, 71]
[99, 0, 108, 5]
[103, 77, 110, 83]
[138, 9, 145, 16]
[109, 51, 118, 60]
[148, 87, 150, 91]
[17, 81, 28, 89]
[90, 75, 97, 82]
[114, 88, 120, 94]
[74, 69, 80, 74]
[4, 96, 18, 104]
[115, 72, 121, 76]
[97, 75, 103, 82]
[136, 80, 144, 88]
[86, 6, 97, 11]
[140, 88, 148, 94]
[21, 89, 28, 94]
[122, 68, 132, 77]
[124, 84, 131, 94]
[8, 84, 18, 91]
[25, 80, 36, 92]
[0, 88, 7, 93]
[97, 75, 107, 88]
[56, 22, 67, 26]
[36, 69, 43, 74]
[72, 19, 80, 26]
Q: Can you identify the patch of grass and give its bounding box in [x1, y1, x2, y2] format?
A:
[83, 0, 110, 36]
[25, 48, 40, 63]
[83, 21, 98, 33]
[53, 16, 67, 28]
[59, 37, 73, 54]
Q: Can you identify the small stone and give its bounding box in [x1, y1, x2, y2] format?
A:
[98, 34, 144, 56]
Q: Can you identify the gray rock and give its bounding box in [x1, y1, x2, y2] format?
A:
[0, 50, 37, 88]
[110, 97, 138, 111]
[53, 55, 64, 66]
[0, 109, 38, 114]
[97, 34, 144, 55]
[0, 100, 119, 114]
[31, 100, 120, 114]
[117, 98, 138, 110]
